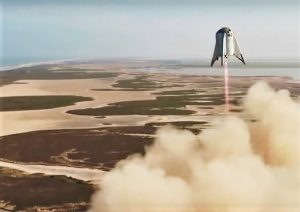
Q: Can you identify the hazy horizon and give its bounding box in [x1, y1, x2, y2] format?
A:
[1, 0, 299, 66]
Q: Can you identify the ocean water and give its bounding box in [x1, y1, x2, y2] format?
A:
[1, 58, 299, 81]
[0, 57, 75, 71]
[160, 67, 300, 80]
[0, 57, 46, 67]
[130, 60, 300, 80]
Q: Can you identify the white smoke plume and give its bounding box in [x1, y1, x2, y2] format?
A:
[89, 82, 300, 212]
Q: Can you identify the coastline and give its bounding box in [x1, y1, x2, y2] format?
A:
[0, 58, 78, 72]
[1, 58, 299, 80]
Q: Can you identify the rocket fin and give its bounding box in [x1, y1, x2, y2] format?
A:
[211, 44, 218, 67]
[211, 32, 225, 67]
[236, 54, 246, 64]
[233, 37, 246, 65]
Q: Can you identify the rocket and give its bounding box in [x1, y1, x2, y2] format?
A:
[211, 27, 246, 67]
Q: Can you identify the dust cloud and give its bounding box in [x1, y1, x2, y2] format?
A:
[90, 82, 300, 212]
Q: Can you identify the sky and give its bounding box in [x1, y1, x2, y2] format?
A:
[1, 0, 299, 65]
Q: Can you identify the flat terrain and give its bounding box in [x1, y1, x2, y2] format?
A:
[0, 59, 299, 211]
[0, 126, 154, 170]
[0, 65, 120, 86]
[0, 95, 93, 111]
[0, 167, 94, 211]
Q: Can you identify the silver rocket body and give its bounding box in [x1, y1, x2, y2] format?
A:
[211, 27, 246, 67]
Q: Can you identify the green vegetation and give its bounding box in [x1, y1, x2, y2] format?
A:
[67, 96, 195, 116]
[67, 91, 241, 116]
[0, 65, 119, 86]
[0, 167, 93, 211]
[0, 126, 154, 169]
[0, 95, 93, 111]
[145, 121, 208, 134]
[68, 103, 194, 116]
[112, 76, 172, 91]
[145, 121, 208, 127]
[229, 108, 243, 113]
[198, 106, 214, 109]
[51, 68, 106, 72]
[153, 89, 200, 95]
[91, 88, 143, 91]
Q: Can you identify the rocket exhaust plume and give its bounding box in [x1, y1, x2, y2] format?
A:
[89, 82, 300, 212]
[211, 27, 244, 111]
[224, 61, 230, 111]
